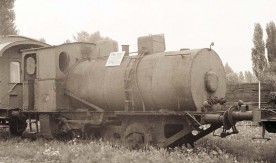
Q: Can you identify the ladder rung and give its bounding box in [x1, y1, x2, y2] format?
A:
[28, 131, 38, 134]
[125, 100, 133, 103]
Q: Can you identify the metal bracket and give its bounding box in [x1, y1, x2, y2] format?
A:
[186, 112, 202, 126]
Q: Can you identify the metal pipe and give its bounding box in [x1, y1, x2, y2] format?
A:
[202, 114, 223, 124]
[203, 111, 253, 125]
[122, 45, 129, 56]
[232, 111, 253, 121]
[259, 81, 261, 109]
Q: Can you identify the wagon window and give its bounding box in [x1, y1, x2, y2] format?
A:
[59, 52, 70, 73]
[10, 62, 21, 83]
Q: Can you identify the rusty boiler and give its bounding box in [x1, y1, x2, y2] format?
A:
[65, 34, 226, 112]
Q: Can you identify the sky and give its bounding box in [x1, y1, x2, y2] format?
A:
[14, 0, 276, 72]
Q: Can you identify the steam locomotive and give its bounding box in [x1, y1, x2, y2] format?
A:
[0, 34, 275, 148]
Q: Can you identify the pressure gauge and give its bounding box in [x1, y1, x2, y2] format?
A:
[26, 57, 36, 75]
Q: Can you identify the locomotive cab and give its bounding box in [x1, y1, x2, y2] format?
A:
[21, 42, 97, 112]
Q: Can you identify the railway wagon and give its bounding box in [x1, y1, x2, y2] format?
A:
[0, 34, 273, 148]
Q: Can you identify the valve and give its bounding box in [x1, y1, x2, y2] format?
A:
[202, 97, 227, 112]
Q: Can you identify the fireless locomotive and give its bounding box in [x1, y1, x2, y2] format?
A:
[0, 34, 275, 148]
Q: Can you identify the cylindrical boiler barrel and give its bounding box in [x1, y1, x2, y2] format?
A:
[65, 48, 226, 111]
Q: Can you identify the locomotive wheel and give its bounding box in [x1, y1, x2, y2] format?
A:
[9, 117, 27, 136]
[124, 123, 151, 149]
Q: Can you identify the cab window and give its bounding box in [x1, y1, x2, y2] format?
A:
[10, 62, 21, 83]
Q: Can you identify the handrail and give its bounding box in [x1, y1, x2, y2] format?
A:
[65, 90, 104, 112]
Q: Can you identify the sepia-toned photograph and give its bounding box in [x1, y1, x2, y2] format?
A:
[0, 0, 276, 162]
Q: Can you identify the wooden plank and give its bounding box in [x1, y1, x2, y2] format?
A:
[226, 83, 272, 104]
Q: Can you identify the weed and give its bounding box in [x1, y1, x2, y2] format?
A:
[0, 123, 275, 162]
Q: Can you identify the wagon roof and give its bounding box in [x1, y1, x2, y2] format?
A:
[21, 41, 96, 53]
[0, 35, 49, 56]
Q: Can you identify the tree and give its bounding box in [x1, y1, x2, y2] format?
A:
[224, 63, 239, 83]
[226, 73, 239, 83]
[243, 71, 258, 83]
[244, 71, 252, 83]
[266, 21, 276, 63]
[251, 23, 267, 80]
[38, 38, 46, 43]
[73, 31, 111, 42]
[238, 71, 245, 83]
[0, 0, 18, 35]
[224, 63, 234, 74]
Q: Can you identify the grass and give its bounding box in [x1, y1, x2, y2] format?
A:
[0, 122, 275, 163]
[197, 122, 276, 162]
[0, 139, 238, 163]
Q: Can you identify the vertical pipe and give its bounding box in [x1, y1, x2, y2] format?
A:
[258, 81, 260, 109]
[122, 45, 129, 56]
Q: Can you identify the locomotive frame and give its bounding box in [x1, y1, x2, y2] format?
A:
[0, 35, 275, 148]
